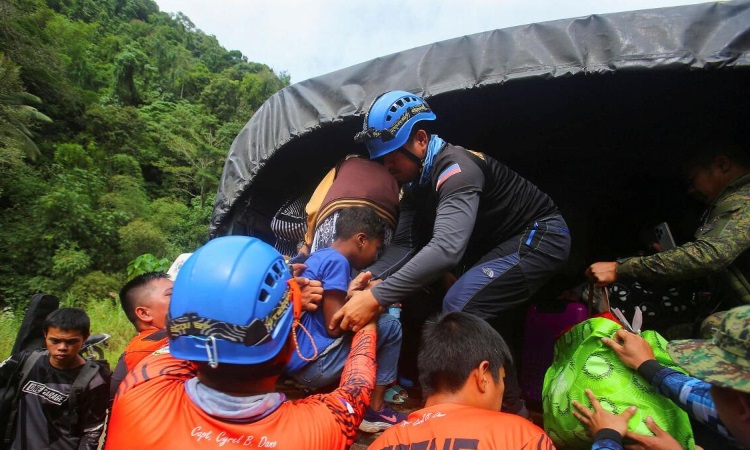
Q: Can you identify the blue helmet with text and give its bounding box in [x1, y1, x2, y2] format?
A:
[168, 236, 296, 366]
[354, 90, 436, 159]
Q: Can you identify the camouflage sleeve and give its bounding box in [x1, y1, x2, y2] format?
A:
[617, 195, 750, 282]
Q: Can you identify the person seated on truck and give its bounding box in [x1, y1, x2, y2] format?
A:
[105, 236, 377, 450]
[368, 311, 556, 450]
[332, 90, 572, 416]
[303, 154, 400, 255]
[271, 154, 400, 262]
[284, 206, 405, 433]
[586, 140, 750, 330]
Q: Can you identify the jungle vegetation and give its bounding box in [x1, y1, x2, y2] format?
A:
[0, 0, 290, 357]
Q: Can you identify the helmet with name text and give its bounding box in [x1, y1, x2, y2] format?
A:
[354, 90, 436, 159]
[168, 236, 298, 366]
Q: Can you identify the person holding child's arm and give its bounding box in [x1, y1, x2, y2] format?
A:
[285, 206, 406, 433]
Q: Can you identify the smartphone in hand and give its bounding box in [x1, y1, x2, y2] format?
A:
[654, 222, 676, 251]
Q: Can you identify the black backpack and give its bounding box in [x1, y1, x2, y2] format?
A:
[11, 293, 59, 355]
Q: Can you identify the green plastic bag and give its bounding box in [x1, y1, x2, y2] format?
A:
[542, 317, 695, 450]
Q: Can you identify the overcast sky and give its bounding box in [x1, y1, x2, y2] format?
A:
[154, 0, 709, 84]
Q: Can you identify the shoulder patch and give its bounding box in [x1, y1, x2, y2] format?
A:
[467, 150, 486, 161]
[436, 163, 462, 191]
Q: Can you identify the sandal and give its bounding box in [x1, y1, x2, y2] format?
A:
[384, 387, 405, 404]
[389, 383, 409, 399]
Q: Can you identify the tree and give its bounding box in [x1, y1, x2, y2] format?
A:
[0, 0, 291, 308]
[45, 15, 105, 91]
[199, 74, 240, 121]
[0, 54, 52, 161]
[82, 104, 155, 161]
[118, 219, 168, 262]
[113, 45, 146, 105]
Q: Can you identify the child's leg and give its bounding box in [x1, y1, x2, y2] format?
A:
[371, 313, 403, 410]
[288, 338, 350, 389]
[289, 313, 402, 404]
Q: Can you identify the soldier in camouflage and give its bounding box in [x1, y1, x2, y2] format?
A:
[586, 144, 750, 310]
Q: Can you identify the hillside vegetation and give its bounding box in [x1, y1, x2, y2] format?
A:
[0, 0, 290, 357]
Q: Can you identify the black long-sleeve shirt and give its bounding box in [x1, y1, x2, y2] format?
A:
[369, 143, 558, 306]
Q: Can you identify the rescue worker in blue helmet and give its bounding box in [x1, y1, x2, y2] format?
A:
[330, 90, 572, 416]
[107, 236, 378, 449]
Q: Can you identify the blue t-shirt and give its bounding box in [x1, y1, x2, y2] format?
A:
[286, 247, 350, 373]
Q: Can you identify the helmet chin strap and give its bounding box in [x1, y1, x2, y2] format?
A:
[397, 146, 423, 166]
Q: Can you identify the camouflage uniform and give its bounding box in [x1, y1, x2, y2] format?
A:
[668, 304, 750, 394]
[624, 305, 750, 448]
[617, 172, 750, 306]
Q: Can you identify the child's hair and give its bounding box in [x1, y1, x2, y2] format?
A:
[43, 307, 91, 336]
[334, 206, 386, 241]
[418, 312, 512, 397]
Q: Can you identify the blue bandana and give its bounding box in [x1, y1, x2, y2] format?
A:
[416, 135, 446, 187]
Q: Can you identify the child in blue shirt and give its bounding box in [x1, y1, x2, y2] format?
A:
[285, 206, 405, 433]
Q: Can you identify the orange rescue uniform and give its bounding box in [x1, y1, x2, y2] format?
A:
[369, 403, 556, 450]
[109, 329, 170, 402]
[106, 328, 376, 450]
[123, 329, 168, 370]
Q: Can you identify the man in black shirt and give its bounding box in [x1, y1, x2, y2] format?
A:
[332, 90, 571, 415]
[0, 308, 108, 450]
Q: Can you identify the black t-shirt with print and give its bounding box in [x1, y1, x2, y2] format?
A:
[9, 352, 108, 450]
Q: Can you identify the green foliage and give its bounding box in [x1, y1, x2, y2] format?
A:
[52, 243, 91, 280]
[0, 53, 52, 160]
[109, 153, 141, 177]
[67, 270, 123, 305]
[82, 295, 134, 364]
[126, 253, 170, 280]
[82, 105, 155, 160]
[113, 44, 147, 105]
[54, 142, 93, 168]
[100, 175, 149, 220]
[119, 219, 168, 263]
[0, 0, 290, 311]
[0, 306, 23, 360]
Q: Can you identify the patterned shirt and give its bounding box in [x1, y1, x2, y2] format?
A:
[590, 429, 624, 450]
[638, 360, 733, 441]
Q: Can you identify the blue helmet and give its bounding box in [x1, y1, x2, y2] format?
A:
[354, 90, 436, 159]
[168, 236, 294, 366]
